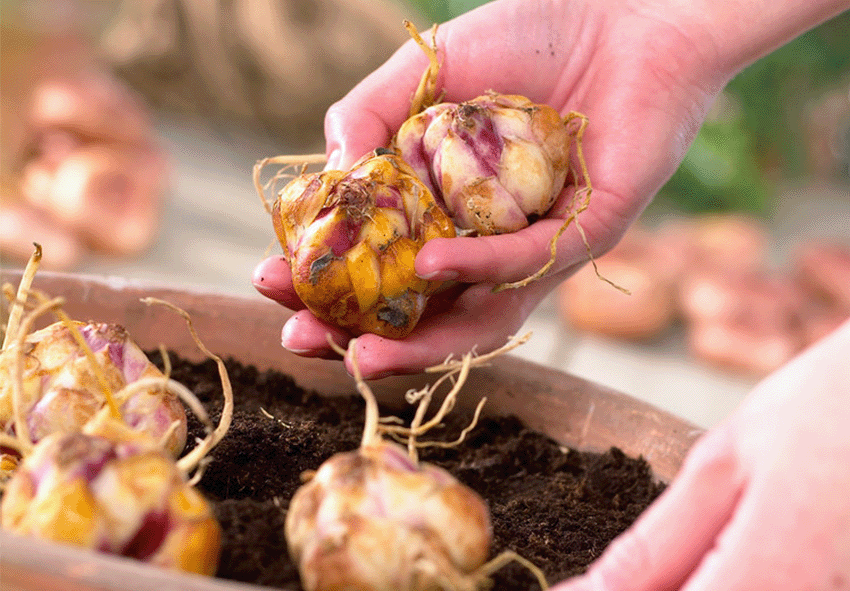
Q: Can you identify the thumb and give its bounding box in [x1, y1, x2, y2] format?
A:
[323, 105, 393, 171]
[552, 425, 744, 591]
[323, 39, 429, 170]
[414, 219, 579, 285]
[415, 185, 630, 285]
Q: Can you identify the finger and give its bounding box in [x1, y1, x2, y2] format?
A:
[344, 276, 558, 379]
[414, 225, 564, 284]
[677, 484, 850, 591]
[29, 74, 152, 144]
[415, 202, 622, 285]
[279, 310, 349, 359]
[679, 426, 850, 589]
[676, 491, 799, 591]
[0, 200, 82, 270]
[324, 2, 577, 171]
[323, 40, 426, 169]
[252, 255, 307, 311]
[552, 423, 744, 591]
[23, 143, 167, 256]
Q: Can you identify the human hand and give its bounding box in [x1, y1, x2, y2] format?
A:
[550, 318, 850, 590]
[254, 0, 725, 375]
[1, 48, 167, 269]
[253, 0, 844, 378]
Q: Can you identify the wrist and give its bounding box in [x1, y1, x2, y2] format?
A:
[695, 0, 849, 79]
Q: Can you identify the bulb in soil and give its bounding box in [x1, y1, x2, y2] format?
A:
[272, 149, 456, 338]
[393, 92, 571, 236]
[0, 321, 187, 456]
[0, 410, 220, 575]
[285, 440, 492, 591]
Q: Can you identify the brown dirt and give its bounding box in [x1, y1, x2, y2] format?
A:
[152, 352, 665, 590]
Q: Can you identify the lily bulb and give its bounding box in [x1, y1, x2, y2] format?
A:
[285, 440, 492, 591]
[0, 321, 187, 456]
[272, 149, 456, 338]
[394, 92, 571, 235]
[0, 410, 220, 575]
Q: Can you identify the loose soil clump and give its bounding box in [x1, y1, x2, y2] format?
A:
[154, 352, 665, 590]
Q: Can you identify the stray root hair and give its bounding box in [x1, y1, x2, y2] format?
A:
[1, 248, 234, 486]
[405, 19, 441, 117]
[327, 332, 530, 461]
[2, 243, 41, 351]
[9, 296, 64, 455]
[493, 113, 627, 294]
[140, 298, 234, 476]
[253, 154, 327, 216]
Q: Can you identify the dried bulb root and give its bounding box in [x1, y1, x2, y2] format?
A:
[2, 243, 42, 351]
[139, 297, 234, 476]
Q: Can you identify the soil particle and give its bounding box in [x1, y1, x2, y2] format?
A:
[151, 352, 665, 590]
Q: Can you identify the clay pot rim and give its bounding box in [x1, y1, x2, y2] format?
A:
[0, 269, 703, 591]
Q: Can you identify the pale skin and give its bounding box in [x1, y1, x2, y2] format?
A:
[551, 318, 850, 591]
[252, 0, 850, 587]
[252, 0, 848, 377]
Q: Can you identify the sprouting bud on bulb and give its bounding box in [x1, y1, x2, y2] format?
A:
[285, 440, 492, 591]
[272, 149, 456, 338]
[0, 409, 221, 575]
[394, 92, 571, 235]
[0, 321, 187, 456]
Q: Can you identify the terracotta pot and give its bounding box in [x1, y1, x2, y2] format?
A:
[0, 270, 704, 591]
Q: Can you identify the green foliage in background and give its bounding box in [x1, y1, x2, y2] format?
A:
[406, 1, 849, 215]
[408, 0, 493, 24]
[664, 11, 850, 215]
[659, 107, 772, 215]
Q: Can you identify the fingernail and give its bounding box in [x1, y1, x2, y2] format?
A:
[362, 370, 393, 380]
[280, 319, 305, 352]
[282, 346, 312, 355]
[418, 269, 458, 281]
[255, 282, 288, 303]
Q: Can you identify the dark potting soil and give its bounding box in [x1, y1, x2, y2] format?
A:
[152, 352, 665, 590]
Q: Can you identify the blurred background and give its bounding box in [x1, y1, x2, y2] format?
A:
[2, 0, 849, 429]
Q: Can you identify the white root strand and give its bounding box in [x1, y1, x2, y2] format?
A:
[2, 243, 41, 352]
[424, 331, 532, 373]
[328, 337, 383, 449]
[478, 550, 550, 589]
[331, 333, 530, 461]
[140, 298, 234, 474]
[10, 296, 65, 454]
[253, 154, 327, 215]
